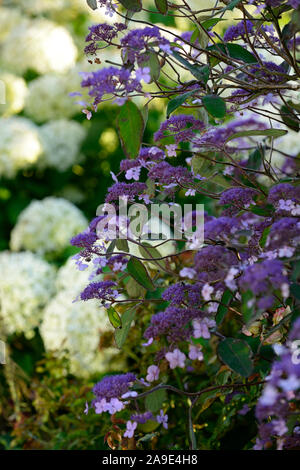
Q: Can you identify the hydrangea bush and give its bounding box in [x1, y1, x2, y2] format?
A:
[72, 0, 300, 450]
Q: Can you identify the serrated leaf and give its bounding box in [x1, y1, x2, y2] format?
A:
[166, 90, 195, 118]
[127, 257, 155, 291]
[218, 338, 253, 377]
[155, 0, 168, 15]
[86, 0, 98, 9]
[119, 0, 142, 12]
[107, 307, 122, 329]
[114, 308, 136, 348]
[202, 94, 226, 119]
[216, 290, 234, 325]
[226, 128, 287, 142]
[117, 101, 144, 158]
[145, 389, 167, 413]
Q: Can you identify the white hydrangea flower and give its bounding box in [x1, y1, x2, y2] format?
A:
[1, 18, 77, 74]
[0, 117, 42, 178]
[40, 257, 121, 376]
[10, 197, 88, 257]
[38, 120, 87, 171]
[0, 72, 28, 116]
[0, 7, 23, 41]
[55, 256, 99, 293]
[0, 251, 56, 338]
[24, 72, 82, 123]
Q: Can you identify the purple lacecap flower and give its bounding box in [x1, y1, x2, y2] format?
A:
[165, 348, 186, 369]
[219, 187, 258, 215]
[162, 283, 202, 306]
[156, 409, 168, 429]
[266, 217, 300, 250]
[93, 373, 136, 401]
[194, 245, 237, 285]
[144, 305, 205, 344]
[255, 318, 300, 449]
[224, 20, 254, 42]
[193, 317, 216, 339]
[70, 230, 97, 248]
[193, 117, 268, 152]
[80, 280, 117, 301]
[239, 259, 287, 294]
[81, 66, 141, 106]
[146, 365, 160, 382]
[124, 420, 137, 438]
[188, 344, 204, 361]
[130, 411, 154, 424]
[154, 114, 205, 144]
[148, 161, 193, 189]
[268, 183, 300, 206]
[84, 23, 127, 55]
[204, 216, 239, 242]
[120, 26, 170, 65]
[105, 182, 147, 203]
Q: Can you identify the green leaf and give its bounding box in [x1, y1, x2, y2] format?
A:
[221, 0, 242, 12]
[202, 94, 226, 119]
[115, 308, 136, 348]
[226, 128, 288, 142]
[247, 148, 263, 170]
[218, 338, 254, 377]
[280, 104, 300, 132]
[166, 90, 195, 118]
[138, 243, 167, 270]
[201, 18, 225, 30]
[259, 226, 271, 248]
[241, 290, 255, 323]
[119, 0, 142, 12]
[107, 307, 122, 329]
[116, 239, 129, 252]
[249, 203, 274, 217]
[117, 101, 144, 158]
[207, 43, 258, 65]
[86, 0, 98, 9]
[141, 51, 161, 82]
[171, 51, 210, 82]
[216, 290, 234, 325]
[155, 0, 168, 15]
[145, 389, 167, 413]
[127, 257, 155, 291]
[291, 283, 300, 301]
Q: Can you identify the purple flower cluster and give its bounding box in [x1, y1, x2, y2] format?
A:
[81, 67, 141, 107]
[144, 306, 206, 344]
[238, 260, 288, 309]
[93, 373, 136, 400]
[255, 318, 300, 450]
[154, 115, 205, 144]
[224, 20, 254, 42]
[105, 182, 147, 203]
